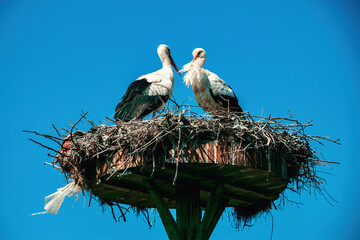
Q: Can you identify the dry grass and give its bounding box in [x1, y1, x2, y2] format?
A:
[26, 105, 340, 228]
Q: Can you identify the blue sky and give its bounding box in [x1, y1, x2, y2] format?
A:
[0, 0, 359, 239]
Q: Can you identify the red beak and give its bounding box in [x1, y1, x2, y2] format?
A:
[170, 55, 181, 76]
[188, 56, 198, 71]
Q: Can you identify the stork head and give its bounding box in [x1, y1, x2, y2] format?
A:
[191, 48, 207, 67]
[157, 44, 181, 76]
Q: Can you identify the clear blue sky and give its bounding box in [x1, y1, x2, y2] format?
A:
[1, 1, 359, 239]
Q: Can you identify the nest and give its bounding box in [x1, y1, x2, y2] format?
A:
[26, 106, 339, 228]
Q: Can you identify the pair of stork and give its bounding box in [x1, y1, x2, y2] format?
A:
[114, 44, 243, 121]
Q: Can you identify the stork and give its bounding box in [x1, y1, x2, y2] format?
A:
[181, 48, 243, 115]
[115, 44, 180, 121]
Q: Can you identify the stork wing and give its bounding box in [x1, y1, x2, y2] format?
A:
[115, 79, 169, 121]
[115, 95, 168, 121]
[207, 71, 243, 113]
[209, 88, 243, 113]
[119, 78, 151, 102]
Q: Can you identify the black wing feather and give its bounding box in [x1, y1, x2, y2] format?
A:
[115, 79, 169, 121]
[120, 79, 151, 102]
[209, 88, 243, 113]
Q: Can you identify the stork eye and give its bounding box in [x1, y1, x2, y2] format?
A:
[197, 51, 203, 57]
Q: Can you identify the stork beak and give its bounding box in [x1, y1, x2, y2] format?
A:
[170, 55, 181, 76]
[188, 56, 197, 71]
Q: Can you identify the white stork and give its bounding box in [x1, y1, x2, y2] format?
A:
[115, 44, 180, 121]
[181, 48, 243, 115]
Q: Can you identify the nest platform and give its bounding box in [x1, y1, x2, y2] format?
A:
[88, 132, 290, 240]
[31, 110, 337, 240]
[92, 147, 288, 210]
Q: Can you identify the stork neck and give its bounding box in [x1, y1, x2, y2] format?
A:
[162, 60, 173, 72]
[162, 57, 172, 67]
[194, 59, 205, 68]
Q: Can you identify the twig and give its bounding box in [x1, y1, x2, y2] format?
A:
[69, 112, 88, 146]
[116, 203, 127, 222]
[52, 124, 62, 137]
[28, 104, 340, 229]
[110, 204, 117, 223]
[28, 138, 63, 155]
[44, 162, 61, 169]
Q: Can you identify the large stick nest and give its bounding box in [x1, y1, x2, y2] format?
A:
[27, 106, 340, 228]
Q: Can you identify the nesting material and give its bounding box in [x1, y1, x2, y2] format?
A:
[27, 108, 339, 227]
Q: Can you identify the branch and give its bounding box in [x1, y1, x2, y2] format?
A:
[28, 138, 63, 155]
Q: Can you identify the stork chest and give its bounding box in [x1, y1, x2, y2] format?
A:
[191, 79, 218, 108]
[148, 81, 174, 97]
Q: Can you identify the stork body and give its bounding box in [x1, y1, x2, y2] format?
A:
[115, 44, 180, 121]
[181, 48, 243, 115]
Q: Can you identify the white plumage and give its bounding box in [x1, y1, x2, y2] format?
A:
[115, 44, 180, 121]
[181, 48, 243, 115]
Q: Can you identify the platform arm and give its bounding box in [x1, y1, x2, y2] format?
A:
[143, 179, 183, 240]
[176, 184, 201, 240]
[196, 184, 229, 240]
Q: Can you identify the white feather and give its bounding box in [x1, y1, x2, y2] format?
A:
[181, 63, 219, 111]
[181, 62, 205, 88]
[137, 67, 174, 97]
[43, 181, 80, 214]
[204, 69, 235, 97]
[181, 63, 234, 98]
[181, 48, 241, 115]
